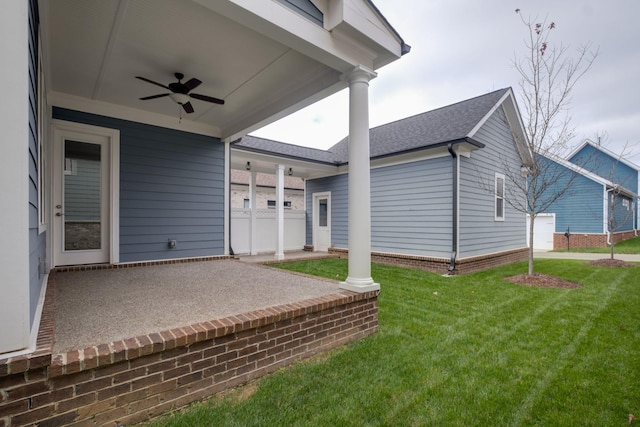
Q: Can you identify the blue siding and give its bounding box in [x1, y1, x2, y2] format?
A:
[569, 144, 638, 194]
[370, 158, 452, 256]
[52, 108, 225, 262]
[609, 192, 635, 232]
[459, 107, 527, 257]
[538, 155, 604, 233]
[306, 157, 454, 258]
[275, 0, 323, 26]
[28, 0, 46, 327]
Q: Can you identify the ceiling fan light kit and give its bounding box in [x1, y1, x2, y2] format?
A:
[136, 72, 224, 114]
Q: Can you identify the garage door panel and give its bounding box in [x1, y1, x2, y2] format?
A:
[526, 214, 555, 250]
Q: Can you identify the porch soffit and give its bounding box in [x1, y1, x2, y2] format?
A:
[41, 0, 405, 141]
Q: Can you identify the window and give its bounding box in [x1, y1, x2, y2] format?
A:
[495, 173, 505, 221]
[267, 200, 292, 208]
[243, 198, 250, 209]
[319, 198, 328, 227]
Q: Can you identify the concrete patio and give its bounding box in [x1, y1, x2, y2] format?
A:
[53, 258, 339, 353]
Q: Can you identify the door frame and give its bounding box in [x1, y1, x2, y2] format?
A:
[312, 191, 331, 252]
[51, 120, 120, 266]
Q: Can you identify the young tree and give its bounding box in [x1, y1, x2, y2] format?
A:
[507, 10, 598, 275]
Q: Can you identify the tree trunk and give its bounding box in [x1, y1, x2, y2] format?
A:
[528, 215, 535, 275]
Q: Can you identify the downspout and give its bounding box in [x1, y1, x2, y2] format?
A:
[447, 143, 458, 273]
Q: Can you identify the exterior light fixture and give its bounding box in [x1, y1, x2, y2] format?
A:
[246, 161, 251, 171]
[288, 167, 293, 176]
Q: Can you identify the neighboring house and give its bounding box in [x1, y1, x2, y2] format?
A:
[530, 142, 639, 250]
[1, 0, 408, 356]
[234, 88, 533, 274]
[230, 170, 305, 209]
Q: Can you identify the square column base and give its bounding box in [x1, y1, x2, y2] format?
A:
[339, 278, 380, 293]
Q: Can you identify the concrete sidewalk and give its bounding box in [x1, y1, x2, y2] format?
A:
[534, 251, 640, 262]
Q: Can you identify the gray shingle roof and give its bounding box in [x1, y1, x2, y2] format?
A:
[236, 88, 509, 164]
[232, 135, 339, 164]
[329, 88, 507, 161]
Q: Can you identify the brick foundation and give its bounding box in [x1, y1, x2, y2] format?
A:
[553, 230, 638, 250]
[0, 273, 378, 427]
[328, 247, 529, 275]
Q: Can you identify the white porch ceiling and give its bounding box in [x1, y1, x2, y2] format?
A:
[40, 0, 357, 140]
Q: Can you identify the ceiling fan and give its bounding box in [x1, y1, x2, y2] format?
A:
[135, 72, 224, 114]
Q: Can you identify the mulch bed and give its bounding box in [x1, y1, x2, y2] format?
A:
[506, 258, 637, 288]
[505, 273, 582, 289]
[586, 258, 636, 268]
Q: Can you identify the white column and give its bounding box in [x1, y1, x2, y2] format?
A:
[275, 164, 285, 260]
[249, 171, 258, 255]
[223, 141, 230, 256]
[0, 0, 31, 353]
[340, 66, 380, 293]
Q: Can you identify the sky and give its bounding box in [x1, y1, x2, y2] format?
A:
[252, 0, 640, 163]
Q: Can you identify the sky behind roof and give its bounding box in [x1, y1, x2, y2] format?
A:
[252, 0, 640, 164]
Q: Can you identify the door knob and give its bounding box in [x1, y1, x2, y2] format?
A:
[56, 212, 63, 216]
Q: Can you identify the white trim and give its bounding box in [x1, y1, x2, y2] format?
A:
[51, 120, 120, 266]
[495, 172, 506, 221]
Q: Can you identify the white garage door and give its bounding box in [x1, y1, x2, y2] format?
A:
[526, 214, 555, 250]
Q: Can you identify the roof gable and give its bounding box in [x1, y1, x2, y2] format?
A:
[329, 88, 513, 161]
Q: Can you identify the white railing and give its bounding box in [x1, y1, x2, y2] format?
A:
[231, 208, 306, 255]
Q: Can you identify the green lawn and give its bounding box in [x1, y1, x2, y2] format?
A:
[144, 259, 640, 426]
[554, 235, 640, 254]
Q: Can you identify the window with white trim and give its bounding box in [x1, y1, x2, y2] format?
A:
[495, 173, 505, 221]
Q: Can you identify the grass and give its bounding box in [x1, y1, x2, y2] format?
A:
[554, 235, 640, 254]
[143, 259, 640, 426]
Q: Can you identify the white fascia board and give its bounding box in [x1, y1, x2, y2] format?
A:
[230, 148, 338, 178]
[329, 0, 404, 66]
[49, 92, 222, 138]
[195, 0, 402, 72]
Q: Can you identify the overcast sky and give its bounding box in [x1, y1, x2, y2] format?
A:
[252, 0, 640, 163]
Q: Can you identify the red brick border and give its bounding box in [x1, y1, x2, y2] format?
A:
[0, 271, 378, 426]
[553, 230, 638, 250]
[329, 247, 529, 275]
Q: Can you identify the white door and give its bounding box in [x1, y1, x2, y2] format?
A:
[53, 125, 114, 265]
[313, 192, 331, 252]
[526, 214, 555, 250]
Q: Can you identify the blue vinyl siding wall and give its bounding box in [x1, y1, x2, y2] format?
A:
[53, 108, 225, 262]
[609, 192, 635, 232]
[569, 144, 638, 194]
[370, 158, 452, 257]
[306, 157, 454, 258]
[28, 0, 46, 327]
[459, 107, 527, 257]
[537, 155, 604, 234]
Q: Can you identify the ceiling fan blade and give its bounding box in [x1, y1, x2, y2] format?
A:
[139, 93, 170, 100]
[183, 78, 202, 91]
[135, 76, 171, 90]
[190, 93, 225, 105]
[182, 102, 195, 114]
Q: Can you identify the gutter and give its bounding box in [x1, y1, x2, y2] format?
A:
[447, 143, 458, 272]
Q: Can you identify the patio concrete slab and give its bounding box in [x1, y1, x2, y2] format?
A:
[53, 260, 339, 353]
